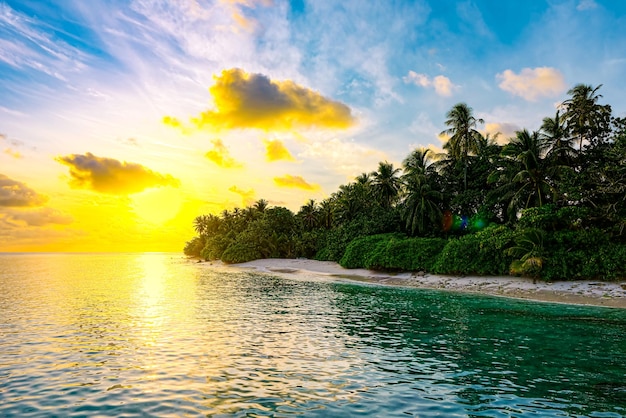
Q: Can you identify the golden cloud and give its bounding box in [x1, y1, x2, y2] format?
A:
[273, 174, 320, 191]
[56, 153, 180, 195]
[205, 139, 243, 168]
[164, 68, 354, 133]
[264, 139, 295, 162]
[0, 174, 48, 207]
[228, 185, 256, 206]
[497, 67, 566, 101]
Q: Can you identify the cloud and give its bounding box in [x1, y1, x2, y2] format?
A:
[403, 71, 455, 97]
[273, 174, 320, 191]
[577, 0, 598, 11]
[484, 122, 521, 144]
[164, 68, 355, 132]
[4, 148, 23, 158]
[0, 174, 48, 207]
[264, 139, 295, 162]
[228, 185, 256, 206]
[56, 153, 180, 195]
[2, 207, 73, 227]
[301, 137, 388, 179]
[205, 139, 243, 168]
[1, 132, 28, 158]
[496, 67, 566, 101]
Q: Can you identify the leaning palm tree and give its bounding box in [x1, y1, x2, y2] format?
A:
[440, 103, 484, 191]
[370, 161, 402, 209]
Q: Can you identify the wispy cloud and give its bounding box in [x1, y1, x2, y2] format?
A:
[497, 67, 566, 101]
[273, 174, 320, 191]
[576, 0, 598, 11]
[164, 68, 355, 132]
[1, 206, 73, 227]
[56, 152, 180, 194]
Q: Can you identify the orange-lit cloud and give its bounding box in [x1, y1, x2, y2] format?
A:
[219, 0, 273, 31]
[497, 67, 566, 101]
[164, 68, 354, 133]
[273, 174, 320, 191]
[264, 139, 295, 162]
[0, 174, 48, 207]
[228, 185, 256, 206]
[403, 71, 455, 97]
[484, 122, 521, 144]
[205, 139, 243, 168]
[56, 152, 180, 195]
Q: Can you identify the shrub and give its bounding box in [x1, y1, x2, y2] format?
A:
[433, 225, 516, 276]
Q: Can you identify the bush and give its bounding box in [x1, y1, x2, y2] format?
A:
[366, 237, 447, 271]
[221, 241, 262, 264]
[433, 225, 516, 276]
[339, 234, 396, 268]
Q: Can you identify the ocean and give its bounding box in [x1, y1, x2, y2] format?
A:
[1, 252, 625, 417]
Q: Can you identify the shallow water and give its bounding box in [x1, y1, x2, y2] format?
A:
[1, 253, 625, 417]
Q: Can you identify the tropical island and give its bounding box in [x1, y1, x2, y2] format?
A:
[184, 84, 626, 284]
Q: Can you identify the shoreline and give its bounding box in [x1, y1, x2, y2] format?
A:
[197, 258, 626, 309]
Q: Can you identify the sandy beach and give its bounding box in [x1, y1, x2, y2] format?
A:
[197, 258, 626, 308]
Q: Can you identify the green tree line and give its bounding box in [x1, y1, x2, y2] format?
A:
[184, 84, 626, 281]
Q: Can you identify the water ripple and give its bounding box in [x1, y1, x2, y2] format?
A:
[1, 253, 626, 417]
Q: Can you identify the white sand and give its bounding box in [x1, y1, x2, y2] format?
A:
[197, 258, 626, 308]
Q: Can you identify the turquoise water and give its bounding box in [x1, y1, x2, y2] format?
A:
[1, 253, 625, 417]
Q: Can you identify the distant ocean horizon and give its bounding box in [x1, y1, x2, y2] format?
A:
[1, 252, 625, 417]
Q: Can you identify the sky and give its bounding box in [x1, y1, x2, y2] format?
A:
[1, 0, 625, 252]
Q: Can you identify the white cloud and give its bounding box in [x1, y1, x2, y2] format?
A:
[496, 67, 566, 101]
[403, 71, 455, 97]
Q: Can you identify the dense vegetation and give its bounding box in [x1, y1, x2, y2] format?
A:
[184, 84, 626, 281]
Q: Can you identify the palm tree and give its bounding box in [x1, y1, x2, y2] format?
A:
[298, 199, 319, 230]
[253, 199, 269, 213]
[540, 110, 576, 167]
[493, 130, 561, 218]
[400, 148, 442, 235]
[440, 103, 484, 191]
[403, 147, 432, 178]
[561, 84, 612, 153]
[370, 161, 402, 208]
[401, 173, 442, 236]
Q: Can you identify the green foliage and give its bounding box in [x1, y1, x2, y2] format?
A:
[201, 232, 235, 261]
[183, 237, 204, 257]
[507, 228, 546, 279]
[221, 241, 262, 264]
[367, 237, 447, 271]
[433, 225, 516, 276]
[339, 234, 396, 269]
[316, 210, 402, 262]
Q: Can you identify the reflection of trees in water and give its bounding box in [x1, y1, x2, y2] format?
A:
[330, 283, 626, 414]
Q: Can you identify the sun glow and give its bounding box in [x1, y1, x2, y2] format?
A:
[131, 188, 183, 224]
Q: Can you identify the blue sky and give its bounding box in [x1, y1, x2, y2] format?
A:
[1, 0, 625, 251]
